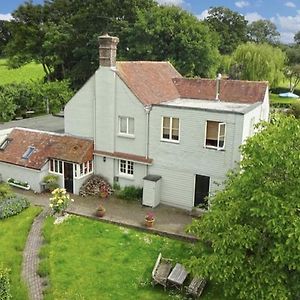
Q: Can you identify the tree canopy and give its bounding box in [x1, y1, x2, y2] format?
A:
[205, 6, 248, 55]
[294, 31, 300, 44]
[126, 5, 220, 77]
[247, 20, 280, 44]
[229, 42, 286, 87]
[188, 114, 300, 300]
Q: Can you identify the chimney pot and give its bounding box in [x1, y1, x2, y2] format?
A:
[98, 34, 119, 68]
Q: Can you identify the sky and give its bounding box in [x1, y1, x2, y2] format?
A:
[0, 0, 299, 43]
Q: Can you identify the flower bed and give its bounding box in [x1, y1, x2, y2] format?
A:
[0, 197, 30, 219]
[7, 178, 30, 190]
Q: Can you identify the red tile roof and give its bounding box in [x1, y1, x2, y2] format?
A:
[173, 78, 268, 104]
[94, 150, 152, 165]
[0, 128, 94, 170]
[116, 62, 268, 105]
[116, 61, 181, 105]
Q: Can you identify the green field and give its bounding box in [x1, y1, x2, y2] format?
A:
[0, 59, 44, 84]
[0, 206, 42, 299]
[41, 215, 231, 300]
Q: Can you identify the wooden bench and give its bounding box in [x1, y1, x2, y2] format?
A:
[186, 277, 207, 298]
[152, 253, 173, 290]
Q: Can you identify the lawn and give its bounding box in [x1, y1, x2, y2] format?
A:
[40, 215, 230, 300]
[0, 58, 44, 84]
[0, 206, 42, 299]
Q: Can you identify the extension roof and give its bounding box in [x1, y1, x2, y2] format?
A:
[116, 62, 268, 106]
[0, 128, 93, 170]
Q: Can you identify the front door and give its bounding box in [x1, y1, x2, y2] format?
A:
[64, 162, 74, 193]
[194, 175, 210, 207]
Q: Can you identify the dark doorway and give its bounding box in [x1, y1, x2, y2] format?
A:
[64, 162, 74, 193]
[194, 175, 210, 207]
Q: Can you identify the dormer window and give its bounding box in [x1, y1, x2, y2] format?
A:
[22, 146, 35, 159]
[0, 138, 11, 151]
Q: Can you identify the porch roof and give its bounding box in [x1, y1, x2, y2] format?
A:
[0, 128, 94, 170]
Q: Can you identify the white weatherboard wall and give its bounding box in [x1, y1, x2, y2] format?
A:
[148, 106, 244, 210]
[64, 75, 95, 138]
[0, 162, 49, 192]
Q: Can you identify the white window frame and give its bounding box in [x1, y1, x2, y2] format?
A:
[74, 160, 93, 179]
[0, 138, 11, 151]
[161, 116, 180, 143]
[204, 121, 226, 150]
[119, 160, 134, 177]
[118, 116, 134, 137]
[49, 159, 63, 175]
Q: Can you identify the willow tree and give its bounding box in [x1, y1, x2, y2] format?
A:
[188, 114, 300, 300]
[229, 43, 286, 87]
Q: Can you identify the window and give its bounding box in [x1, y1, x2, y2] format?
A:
[119, 116, 134, 136]
[49, 159, 63, 174]
[119, 160, 134, 176]
[22, 146, 35, 159]
[205, 121, 226, 150]
[161, 117, 179, 142]
[74, 160, 93, 178]
[0, 138, 11, 151]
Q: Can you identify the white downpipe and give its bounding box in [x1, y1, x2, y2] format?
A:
[144, 105, 152, 159]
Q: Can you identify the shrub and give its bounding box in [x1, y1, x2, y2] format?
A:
[291, 102, 300, 119]
[0, 266, 11, 300]
[0, 197, 29, 219]
[0, 184, 14, 201]
[116, 186, 143, 201]
[42, 174, 59, 192]
[49, 188, 73, 215]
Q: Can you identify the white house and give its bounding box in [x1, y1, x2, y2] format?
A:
[63, 34, 269, 210]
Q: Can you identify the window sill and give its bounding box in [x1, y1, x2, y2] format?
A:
[74, 171, 93, 179]
[204, 146, 225, 151]
[118, 173, 134, 180]
[160, 139, 180, 144]
[118, 134, 135, 139]
[49, 170, 63, 175]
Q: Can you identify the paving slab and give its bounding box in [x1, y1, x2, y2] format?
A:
[15, 189, 197, 241]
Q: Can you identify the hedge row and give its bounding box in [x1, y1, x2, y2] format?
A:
[0, 197, 29, 219]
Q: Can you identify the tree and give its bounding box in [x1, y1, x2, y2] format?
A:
[229, 43, 286, 87]
[0, 20, 11, 57]
[284, 64, 300, 92]
[5, 0, 157, 87]
[284, 45, 300, 65]
[188, 114, 300, 300]
[247, 20, 280, 44]
[294, 31, 300, 44]
[205, 6, 248, 54]
[126, 5, 220, 77]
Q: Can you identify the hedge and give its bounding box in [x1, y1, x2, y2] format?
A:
[0, 266, 11, 300]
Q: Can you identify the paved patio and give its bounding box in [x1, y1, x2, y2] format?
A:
[15, 189, 198, 241]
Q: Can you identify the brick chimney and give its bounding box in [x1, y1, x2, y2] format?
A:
[98, 34, 119, 67]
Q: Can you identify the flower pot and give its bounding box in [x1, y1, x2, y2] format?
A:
[96, 208, 106, 218]
[145, 218, 155, 227]
[7, 179, 30, 190]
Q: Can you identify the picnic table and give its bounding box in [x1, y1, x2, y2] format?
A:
[167, 263, 189, 290]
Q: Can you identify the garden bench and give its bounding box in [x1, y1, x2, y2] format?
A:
[186, 276, 207, 298]
[152, 253, 173, 290]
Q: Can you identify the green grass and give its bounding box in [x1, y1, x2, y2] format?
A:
[0, 59, 44, 84]
[41, 216, 231, 300]
[0, 206, 42, 299]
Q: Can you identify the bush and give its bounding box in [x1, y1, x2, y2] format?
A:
[116, 186, 143, 201]
[0, 266, 11, 300]
[42, 174, 59, 192]
[49, 188, 73, 215]
[0, 184, 14, 201]
[291, 102, 300, 118]
[0, 197, 29, 219]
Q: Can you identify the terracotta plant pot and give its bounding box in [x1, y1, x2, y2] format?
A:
[96, 207, 106, 218]
[145, 218, 155, 227]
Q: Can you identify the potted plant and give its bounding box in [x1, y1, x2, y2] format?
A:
[96, 204, 106, 217]
[145, 212, 155, 227]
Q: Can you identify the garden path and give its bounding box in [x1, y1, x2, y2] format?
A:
[22, 208, 49, 300]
